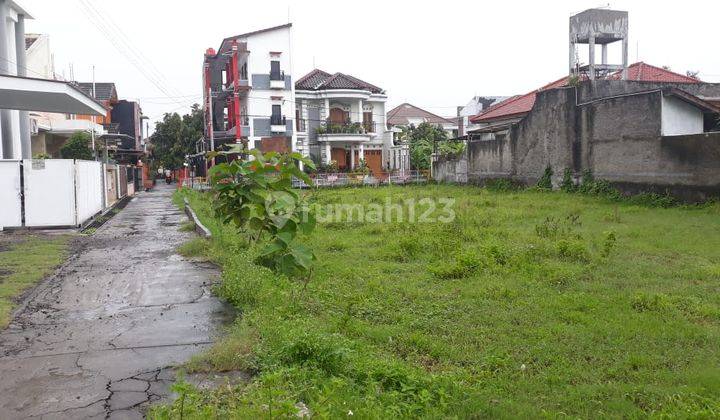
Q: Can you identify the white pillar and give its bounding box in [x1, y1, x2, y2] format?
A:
[357, 99, 363, 123]
[588, 35, 595, 80]
[350, 145, 355, 170]
[324, 98, 330, 122]
[325, 142, 331, 164]
[359, 143, 364, 162]
[621, 36, 629, 80]
[601, 43, 608, 65]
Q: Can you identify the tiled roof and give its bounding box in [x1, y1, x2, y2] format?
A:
[295, 69, 384, 94]
[611, 62, 701, 83]
[471, 62, 701, 123]
[76, 82, 117, 102]
[387, 103, 454, 125]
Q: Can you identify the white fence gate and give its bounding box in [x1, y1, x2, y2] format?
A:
[0, 159, 108, 229]
[23, 159, 77, 227]
[75, 160, 104, 225]
[0, 160, 22, 228]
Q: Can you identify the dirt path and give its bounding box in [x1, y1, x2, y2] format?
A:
[0, 184, 232, 419]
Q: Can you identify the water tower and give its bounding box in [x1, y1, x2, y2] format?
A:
[569, 8, 628, 80]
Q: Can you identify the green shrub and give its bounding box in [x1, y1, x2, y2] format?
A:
[537, 165, 553, 189]
[177, 238, 209, 258]
[628, 192, 676, 208]
[560, 168, 576, 192]
[535, 216, 561, 238]
[556, 239, 590, 262]
[430, 251, 484, 279]
[60, 132, 94, 160]
[601, 231, 617, 258]
[485, 178, 517, 192]
[279, 332, 350, 376]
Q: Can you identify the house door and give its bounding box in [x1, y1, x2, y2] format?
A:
[331, 147, 347, 169]
[329, 108, 347, 125]
[364, 150, 383, 175]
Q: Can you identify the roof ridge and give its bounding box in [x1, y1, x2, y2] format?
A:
[387, 102, 454, 125]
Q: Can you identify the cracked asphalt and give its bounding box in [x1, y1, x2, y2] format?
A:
[0, 184, 233, 419]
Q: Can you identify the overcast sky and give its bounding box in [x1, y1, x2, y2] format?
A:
[22, 0, 720, 132]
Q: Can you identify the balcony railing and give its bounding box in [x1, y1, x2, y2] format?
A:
[270, 115, 287, 126]
[270, 70, 285, 81]
[316, 121, 376, 135]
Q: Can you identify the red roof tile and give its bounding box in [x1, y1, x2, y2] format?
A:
[471, 62, 700, 123]
[611, 62, 701, 83]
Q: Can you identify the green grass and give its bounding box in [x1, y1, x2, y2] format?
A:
[154, 185, 720, 418]
[0, 235, 69, 328]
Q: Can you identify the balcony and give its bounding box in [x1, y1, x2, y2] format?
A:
[316, 122, 374, 142]
[270, 71, 285, 89]
[271, 115, 287, 133]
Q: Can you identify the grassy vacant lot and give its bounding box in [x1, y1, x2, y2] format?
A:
[158, 185, 720, 418]
[0, 235, 69, 328]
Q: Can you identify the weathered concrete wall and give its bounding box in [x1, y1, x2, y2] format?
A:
[580, 90, 662, 177]
[434, 79, 720, 199]
[509, 88, 577, 185]
[433, 154, 468, 183]
[466, 136, 513, 181]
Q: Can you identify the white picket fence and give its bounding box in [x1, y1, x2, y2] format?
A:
[0, 159, 129, 229]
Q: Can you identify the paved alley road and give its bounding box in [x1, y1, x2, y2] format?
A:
[0, 184, 232, 419]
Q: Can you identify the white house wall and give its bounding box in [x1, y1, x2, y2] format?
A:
[26, 34, 53, 79]
[661, 95, 703, 136]
[239, 26, 296, 151]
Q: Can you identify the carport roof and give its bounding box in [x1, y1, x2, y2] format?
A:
[0, 74, 106, 116]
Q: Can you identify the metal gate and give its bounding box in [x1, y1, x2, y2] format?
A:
[0, 160, 22, 228]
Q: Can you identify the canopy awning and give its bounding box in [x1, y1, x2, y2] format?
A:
[0, 74, 106, 116]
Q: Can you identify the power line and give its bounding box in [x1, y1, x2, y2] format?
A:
[75, 0, 185, 107]
[79, 0, 185, 99]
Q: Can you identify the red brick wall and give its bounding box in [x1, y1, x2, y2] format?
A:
[260, 136, 291, 153]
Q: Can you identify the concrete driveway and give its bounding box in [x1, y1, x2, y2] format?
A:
[0, 184, 232, 419]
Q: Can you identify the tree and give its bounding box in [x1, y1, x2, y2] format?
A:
[404, 122, 462, 170]
[151, 103, 203, 170]
[60, 132, 94, 160]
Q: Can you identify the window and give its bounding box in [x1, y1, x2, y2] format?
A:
[270, 61, 282, 80]
[363, 111, 374, 132]
[240, 63, 248, 80]
[271, 104, 283, 125]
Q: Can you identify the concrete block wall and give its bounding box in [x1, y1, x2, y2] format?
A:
[436, 80, 720, 200]
[433, 154, 468, 183]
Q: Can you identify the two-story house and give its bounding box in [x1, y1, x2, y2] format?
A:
[202, 24, 295, 155]
[294, 69, 406, 174]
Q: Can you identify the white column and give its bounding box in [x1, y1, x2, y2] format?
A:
[588, 35, 596, 80]
[359, 143, 364, 162]
[324, 98, 330, 122]
[357, 99, 363, 123]
[325, 142, 331, 164]
[601, 43, 608, 65]
[621, 36, 629, 80]
[350, 145, 355, 170]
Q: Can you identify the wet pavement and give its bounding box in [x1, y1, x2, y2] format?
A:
[0, 184, 232, 419]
